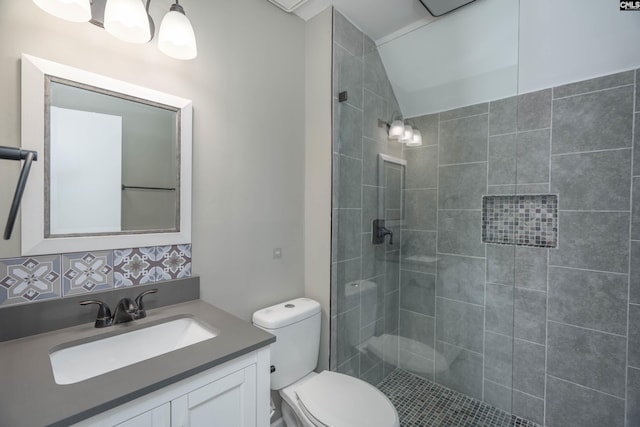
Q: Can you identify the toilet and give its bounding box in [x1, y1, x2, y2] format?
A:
[252, 297, 400, 427]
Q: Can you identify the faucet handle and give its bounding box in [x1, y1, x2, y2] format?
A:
[134, 289, 158, 319]
[80, 300, 113, 328]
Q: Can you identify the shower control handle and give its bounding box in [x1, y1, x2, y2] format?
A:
[372, 219, 393, 245]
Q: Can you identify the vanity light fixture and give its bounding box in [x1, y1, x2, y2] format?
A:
[32, 0, 198, 60]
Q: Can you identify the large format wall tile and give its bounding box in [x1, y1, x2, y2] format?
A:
[546, 376, 625, 427]
[334, 154, 362, 208]
[400, 230, 436, 274]
[514, 288, 546, 344]
[362, 138, 387, 186]
[633, 177, 640, 240]
[515, 247, 548, 291]
[436, 297, 484, 353]
[400, 309, 435, 348]
[406, 145, 438, 189]
[334, 101, 362, 159]
[548, 266, 628, 335]
[516, 129, 550, 184]
[384, 290, 399, 333]
[438, 163, 487, 209]
[411, 113, 439, 146]
[363, 89, 388, 143]
[439, 114, 488, 165]
[634, 114, 640, 176]
[485, 283, 514, 336]
[337, 307, 361, 365]
[630, 304, 640, 368]
[436, 254, 485, 305]
[487, 244, 515, 286]
[488, 133, 516, 185]
[489, 97, 517, 136]
[484, 331, 513, 387]
[547, 321, 626, 397]
[333, 9, 363, 57]
[440, 103, 488, 122]
[553, 70, 634, 98]
[513, 339, 545, 398]
[364, 40, 391, 99]
[361, 234, 384, 279]
[517, 89, 551, 131]
[483, 380, 512, 413]
[333, 259, 361, 314]
[552, 85, 634, 154]
[332, 209, 362, 262]
[400, 270, 435, 317]
[629, 367, 640, 426]
[333, 43, 363, 109]
[437, 210, 484, 257]
[551, 149, 631, 211]
[550, 211, 630, 273]
[512, 390, 544, 426]
[435, 340, 483, 400]
[403, 189, 437, 231]
[632, 241, 640, 304]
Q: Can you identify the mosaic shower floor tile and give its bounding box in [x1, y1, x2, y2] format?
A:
[377, 369, 540, 427]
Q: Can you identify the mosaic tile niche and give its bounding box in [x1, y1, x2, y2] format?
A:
[0, 244, 192, 307]
[482, 195, 558, 248]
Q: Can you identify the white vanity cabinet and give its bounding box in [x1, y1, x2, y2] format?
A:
[73, 347, 270, 427]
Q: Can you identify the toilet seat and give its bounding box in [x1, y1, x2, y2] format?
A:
[280, 371, 399, 427]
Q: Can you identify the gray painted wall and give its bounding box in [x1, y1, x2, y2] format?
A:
[0, 0, 306, 320]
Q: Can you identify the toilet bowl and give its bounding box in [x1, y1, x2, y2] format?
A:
[253, 298, 399, 427]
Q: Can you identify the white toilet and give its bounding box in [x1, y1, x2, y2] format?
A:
[252, 297, 400, 427]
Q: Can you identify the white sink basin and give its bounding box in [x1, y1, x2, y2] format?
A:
[50, 317, 217, 385]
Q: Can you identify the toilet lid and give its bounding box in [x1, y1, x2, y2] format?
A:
[294, 371, 399, 427]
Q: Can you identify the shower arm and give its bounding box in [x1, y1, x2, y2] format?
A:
[0, 146, 38, 240]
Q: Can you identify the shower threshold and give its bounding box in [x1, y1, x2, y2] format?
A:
[377, 369, 541, 427]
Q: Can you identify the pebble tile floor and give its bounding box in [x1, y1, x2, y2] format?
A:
[377, 369, 541, 427]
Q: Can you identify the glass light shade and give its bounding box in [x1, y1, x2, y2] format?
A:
[388, 120, 404, 140]
[400, 125, 414, 143]
[158, 8, 198, 60]
[104, 0, 151, 44]
[407, 129, 423, 146]
[33, 0, 91, 22]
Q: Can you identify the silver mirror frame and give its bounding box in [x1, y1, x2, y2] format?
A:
[20, 54, 192, 255]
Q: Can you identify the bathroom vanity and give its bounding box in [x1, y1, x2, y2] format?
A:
[0, 292, 274, 427]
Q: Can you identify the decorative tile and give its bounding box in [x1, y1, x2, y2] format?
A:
[0, 255, 61, 306]
[152, 244, 192, 281]
[482, 194, 558, 248]
[113, 247, 157, 287]
[61, 251, 113, 296]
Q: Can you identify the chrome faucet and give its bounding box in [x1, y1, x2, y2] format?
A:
[80, 289, 158, 328]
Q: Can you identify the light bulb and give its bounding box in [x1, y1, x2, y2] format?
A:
[158, 4, 198, 60]
[388, 120, 405, 140]
[407, 129, 422, 147]
[400, 125, 414, 143]
[104, 0, 151, 44]
[33, 0, 91, 22]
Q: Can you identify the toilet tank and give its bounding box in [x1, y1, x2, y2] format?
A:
[252, 298, 321, 390]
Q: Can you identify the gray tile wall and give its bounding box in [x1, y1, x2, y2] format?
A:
[331, 14, 639, 426]
[331, 9, 402, 384]
[399, 69, 639, 427]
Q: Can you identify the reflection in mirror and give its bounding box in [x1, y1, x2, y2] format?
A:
[47, 79, 179, 236]
[21, 54, 192, 256]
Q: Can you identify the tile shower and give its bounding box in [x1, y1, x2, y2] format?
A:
[331, 8, 640, 427]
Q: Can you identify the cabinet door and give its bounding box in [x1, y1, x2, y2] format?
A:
[114, 403, 170, 427]
[172, 365, 257, 427]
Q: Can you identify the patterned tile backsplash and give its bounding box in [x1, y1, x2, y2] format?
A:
[0, 244, 191, 307]
[482, 195, 558, 248]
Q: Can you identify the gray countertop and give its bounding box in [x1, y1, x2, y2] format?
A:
[0, 300, 275, 427]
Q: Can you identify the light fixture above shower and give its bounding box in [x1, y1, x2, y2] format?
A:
[381, 116, 422, 147]
[32, 0, 198, 60]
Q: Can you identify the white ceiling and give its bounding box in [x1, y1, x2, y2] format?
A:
[294, 0, 437, 44]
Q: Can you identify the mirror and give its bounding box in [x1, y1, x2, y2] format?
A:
[21, 54, 192, 255]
